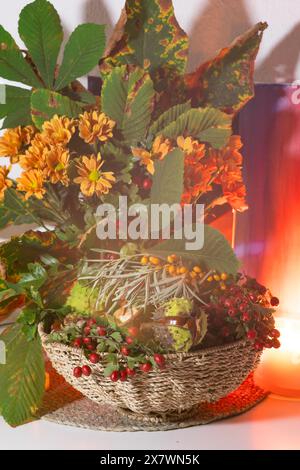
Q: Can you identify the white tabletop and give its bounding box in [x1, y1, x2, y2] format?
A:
[1, 395, 300, 450]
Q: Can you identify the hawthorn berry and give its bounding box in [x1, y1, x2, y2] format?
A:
[153, 354, 165, 368]
[110, 371, 119, 382]
[271, 328, 281, 338]
[127, 326, 139, 338]
[126, 367, 136, 377]
[83, 337, 91, 345]
[89, 353, 100, 364]
[97, 327, 107, 336]
[254, 342, 263, 351]
[140, 362, 152, 373]
[72, 338, 82, 348]
[82, 365, 92, 377]
[87, 319, 97, 327]
[83, 326, 91, 335]
[126, 336, 134, 345]
[272, 338, 281, 349]
[121, 346, 130, 356]
[247, 329, 257, 340]
[142, 178, 152, 191]
[120, 369, 128, 382]
[270, 297, 280, 307]
[73, 366, 82, 378]
[86, 343, 96, 351]
[242, 312, 251, 322]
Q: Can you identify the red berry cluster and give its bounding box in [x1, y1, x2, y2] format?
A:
[205, 276, 281, 351]
[70, 318, 166, 382]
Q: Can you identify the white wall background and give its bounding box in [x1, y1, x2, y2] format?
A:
[2, 0, 300, 84]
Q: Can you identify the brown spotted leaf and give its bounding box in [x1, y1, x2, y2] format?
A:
[100, 0, 189, 93]
[31, 89, 83, 129]
[185, 22, 268, 114]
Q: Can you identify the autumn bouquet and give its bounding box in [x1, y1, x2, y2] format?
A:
[0, 0, 280, 426]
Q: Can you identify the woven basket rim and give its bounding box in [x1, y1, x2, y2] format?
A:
[38, 323, 253, 359]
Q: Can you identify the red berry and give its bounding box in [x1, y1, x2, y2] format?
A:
[120, 369, 128, 382]
[271, 328, 280, 338]
[82, 365, 92, 377]
[153, 354, 165, 368]
[72, 338, 82, 348]
[270, 297, 280, 307]
[83, 337, 91, 345]
[87, 319, 97, 327]
[97, 327, 107, 336]
[121, 346, 130, 356]
[227, 308, 237, 317]
[247, 329, 257, 340]
[126, 367, 136, 377]
[221, 326, 230, 337]
[142, 178, 152, 191]
[110, 371, 119, 382]
[89, 353, 100, 364]
[127, 326, 139, 338]
[242, 312, 251, 322]
[126, 336, 134, 345]
[84, 326, 91, 335]
[265, 339, 273, 348]
[272, 338, 281, 349]
[73, 366, 82, 378]
[140, 362, 152, 373]
[86, 343, 95, 351]
[254, 342, 263, 351]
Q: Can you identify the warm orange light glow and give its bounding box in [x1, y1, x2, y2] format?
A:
[255, 317, 300, 398]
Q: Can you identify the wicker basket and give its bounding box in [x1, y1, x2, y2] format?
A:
[39, 324, 261, 416]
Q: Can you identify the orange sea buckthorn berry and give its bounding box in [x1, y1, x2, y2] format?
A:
[179, 266, 188, 275]
[207, 276, 213, 282]
[193, 266, 202, 273]
[221, 273, 228, 281]
[168, 254, 177, 263]
[220, 282, 227, 291]
[141, 256, 148, 265]
[190, 271, 197, 279]
[213, 274, 221, 282]
[149, 256, 160, 266]
[168, 265, 176, 275]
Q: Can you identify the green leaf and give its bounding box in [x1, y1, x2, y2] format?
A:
[148, 101, 191, 136]
[110, 331, 123, 343]
[0, 85, 32, 128]
[103, 363, 119, 377]
[55, 23, 106, 91]
[0, 324, 45, 427]
[0, 188, 37, 230]
[0, 25, 42, 88]
[101, 65, 154, 142]
[100, 0, 188, 91]
[150, 225, 240, 275]
[18, 0, 63, 88]
[19, 262, 48, 290]
[185, 22, 268, 114]
[31, 89, 82, 129]
[161, 108, 232, 149]
[150, 148, 184, 206]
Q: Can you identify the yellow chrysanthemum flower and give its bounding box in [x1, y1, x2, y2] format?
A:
[131, 147, 155, 175]
[0, 166, 12, 200]
[177, 136, 204, 155]
[44, 145, 70, 186]
[78, 111, 115, 144]
[17, 169, 45, 200]
[41, 115, 76, 146]
[0, 127, 23, 161]
[74, 153, 115, 197]
[19, 134, 48, 171]
[152, 135, 173, 160]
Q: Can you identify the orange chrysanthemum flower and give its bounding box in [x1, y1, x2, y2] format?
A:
[74, 154, 115, 197]
[152, 135, 173, 160]
[19, 134, 48, 171]
[41, 115, 76, 146]
[78, 111, 115, 144]
[0, 127, 23, 161]
[131, 147, 155, 175]
[21, 125, 36, 145]
[132, 135, 172, 175]
[17, 169, 45, 200]
[44, 145, 70, 186]
[177, 136, 205, 157]
[0, 166, 12, 200]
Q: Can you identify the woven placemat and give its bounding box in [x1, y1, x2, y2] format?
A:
[38, 364, 268, 432]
